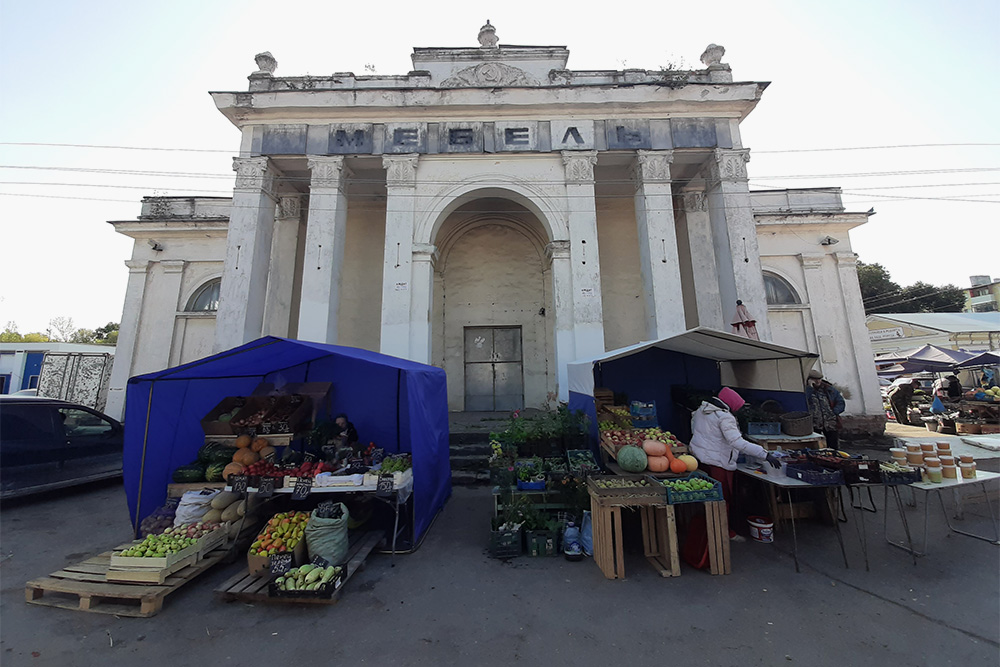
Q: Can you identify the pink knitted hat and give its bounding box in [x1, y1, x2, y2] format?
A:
[718, 387, 745, 412]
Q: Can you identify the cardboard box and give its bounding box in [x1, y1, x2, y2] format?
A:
[200, 396, 247, 435]
[247, 537, 307, 578]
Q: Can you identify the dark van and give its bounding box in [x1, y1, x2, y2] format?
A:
[0, 396, 123, 499]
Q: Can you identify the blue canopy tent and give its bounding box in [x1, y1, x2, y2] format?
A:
[874, 344, 975, 375]
[123, 337, 450, 546]
[567, 328, 818, 444]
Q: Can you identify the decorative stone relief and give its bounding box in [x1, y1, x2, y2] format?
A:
[561, 151, 598, 184]
[254, 51, 277, 75]
[161, 260, 186, 274]
[834, 252, 858, 268]
[307, 156, 347, 189]
[232, 157, 272, 190]
[682, 191, 707, 212]
[277, 195, 301, 220]
[545, 240, 571, 263]
[632, 150, 674, 185]
[700, 44, 725, 67]
[383, 154, 419, 188]
[799, 253, 825, 270]
[125, 259, 150, 274]
[441, 62, 538, 88]
[709, 149, 750, 183]
[412, 243, 440, 267]
[478, 20, 499, 48]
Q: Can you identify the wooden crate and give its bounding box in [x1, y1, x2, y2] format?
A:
[640, 504, 680, 577]
[216, 531, 382, 605]
[25, 549, 226, 617]
[109, 541, 200, 571]
[703, 500, 732, 575]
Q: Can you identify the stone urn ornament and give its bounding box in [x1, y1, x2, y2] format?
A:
[254, 51, 277, 75]
[700, 44, 725, 67]
[478, 20, 498, 48]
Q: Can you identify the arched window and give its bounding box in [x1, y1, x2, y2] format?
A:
[186, 279, 221, 312]
[763, 272, 800, 305]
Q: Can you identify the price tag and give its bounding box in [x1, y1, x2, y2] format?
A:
[292, 476, 313, 501]
[263, 447, 278, 463]
[257, 476, 275, 498]
[376, 474, 395, 498]
[371, 448, 385, 465]
[269, 553, 293, 575]
[310, 555, 331, 568]
[303, 451, 318, 463]
[230, 475, 249, 493]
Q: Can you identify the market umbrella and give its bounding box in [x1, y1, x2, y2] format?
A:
[730, 300, 759, 340]
[955, 350, 1000, 369]
[873, 344, 975, 372]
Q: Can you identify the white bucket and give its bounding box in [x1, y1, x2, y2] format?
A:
[747, 516, 774, 543]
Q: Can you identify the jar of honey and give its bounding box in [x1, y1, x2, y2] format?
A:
[959, 462, 977, 479]
[942, 465, 957, 479]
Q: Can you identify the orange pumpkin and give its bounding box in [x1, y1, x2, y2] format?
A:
[669, 458, 688, 474]
[646, 456, 671, 473]
[233, 448, 260, 466]
[642, 439, 668, 457]
[251, 437, 270, 453]
[234, 434, 252, 449]
[222, 462, 245, 481]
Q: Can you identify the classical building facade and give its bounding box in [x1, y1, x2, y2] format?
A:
[106, 25, 883, 424]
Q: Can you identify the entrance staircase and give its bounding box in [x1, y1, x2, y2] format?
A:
[448, 411, 509, 485]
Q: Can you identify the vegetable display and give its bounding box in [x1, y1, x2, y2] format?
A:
[616, 445, 648, 473]
[274, 564, 342, 591]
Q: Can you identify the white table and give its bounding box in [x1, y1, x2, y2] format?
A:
[884, 469, 1000, 558]
[746, 432, 827, 452]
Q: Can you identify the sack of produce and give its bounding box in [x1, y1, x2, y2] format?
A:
[139, 498, 180, 537]
[173, 488, 221, 527]
[304, 503, 350, 566]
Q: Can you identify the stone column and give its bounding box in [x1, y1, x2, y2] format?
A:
[631, 150, 685, 340]
[681, 190, 724, 329]
[380, 154, 419, 359]
[562, 151, 606, 360]
[546, 241, 575, 401]
[706, 149, 771, 340]
[262, 195, 303, 337]
[215, 156, 278, 352]
[297, 156, 350, 344]
[409, 243, 438, 364]
[834, 252, 883, 413]
[105, 259, 149, 421]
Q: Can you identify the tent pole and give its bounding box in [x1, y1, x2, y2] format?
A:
[396, 369, 402, 452]
[133, 382, 154, 538]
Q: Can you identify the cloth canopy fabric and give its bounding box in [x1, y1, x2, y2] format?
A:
[123, 337, 451, 545]
[955, 350, 1000, 369]
[874, 344, 976, 373]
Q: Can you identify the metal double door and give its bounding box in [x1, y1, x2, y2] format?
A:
[464, 326, 523, 411]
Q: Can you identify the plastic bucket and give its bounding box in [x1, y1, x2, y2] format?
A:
[747, 516, 774, 543]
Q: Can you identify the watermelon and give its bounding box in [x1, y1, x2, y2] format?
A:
[616, 445, 648, 473]
[173, 464, 206, 483]
[205, 462, 227, 482]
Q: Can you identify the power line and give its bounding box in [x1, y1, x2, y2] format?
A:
[754, 143, 1000, 154]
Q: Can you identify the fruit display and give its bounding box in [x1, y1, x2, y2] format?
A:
[660, 477, 716, 492]
[139, 499, 179, 537]
[285, 460, 334, 479]
[172, 463, 206, 483]
[616, 445, 648, 473]
[241, 460, 284, 478]
[601, 429, 643, 449]
[379, 454, 412, 474]
[250, 511, 310, 557]
[634, 427, 684, 446]
[274, 564, 341, 592]
[199, 440, 238, 464]
[205, 462, 227, 482]
[118, 522, 220, 558]
[592, 477, 652, 489]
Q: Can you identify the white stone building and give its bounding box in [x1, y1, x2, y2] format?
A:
[106, 25, 883, 427]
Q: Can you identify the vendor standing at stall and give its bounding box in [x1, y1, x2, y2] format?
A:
[887, 378, 916, 425]
[805, 369, 846, 448]
[689, 388, 780, 540]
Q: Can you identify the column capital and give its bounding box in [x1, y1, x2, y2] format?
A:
[160, 260, 186, 274]
[682, 191, 707, 213]
[412, 243, 439, 267]
[631, 150, 674, 186]
[307, 155, 350, 189]
[232, 156, 274, 191]
[561, 150, 598, 184]
[799, 252, 825, 269]
[545, 240, 571, 262]
[833, 251, 859, 268]
[382, 154, 419, 188]
[125, 259, 150, 273]
[709, 148, 751, 184]
[277, 195, 302, 221]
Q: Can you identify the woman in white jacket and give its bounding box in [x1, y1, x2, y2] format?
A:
[690, 387, 779, 540]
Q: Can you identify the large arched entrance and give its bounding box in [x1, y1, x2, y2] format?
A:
[432, 198, 554, 411]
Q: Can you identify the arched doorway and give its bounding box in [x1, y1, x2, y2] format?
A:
[433, 198, 554, 411]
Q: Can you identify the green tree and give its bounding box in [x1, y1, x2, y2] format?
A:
[94, 322, 119, 344]
[858, 262, 965, 314]
[23, 332, 50, 342]
[70, 328, 97, 343]
[1, 321, 22, 342]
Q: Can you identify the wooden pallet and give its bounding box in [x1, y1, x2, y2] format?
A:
[215, 531, 383, 605]
[25, 549, 227, 617]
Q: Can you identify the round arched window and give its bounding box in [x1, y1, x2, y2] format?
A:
[763, 272, 800, 305]
[186, 279, 221, 312]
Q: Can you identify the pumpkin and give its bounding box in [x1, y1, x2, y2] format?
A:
[233, 448, 260, 466]
[670, 458, 688, 474]
[234, 434, 253, 449]
[617, 445, 648, 473]
[646, 455, 671, 473]
[642, 439, 668, 457]
[678, 454, 699, 472]
[251, 437, 270, 453]
[222, 462, 245, 481]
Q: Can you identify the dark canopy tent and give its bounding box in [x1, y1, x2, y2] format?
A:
[567, 328, 818, 443]
[874, 344, 975, 374]
[955, 350, 1000, 369]
[123, 337, 450, 545]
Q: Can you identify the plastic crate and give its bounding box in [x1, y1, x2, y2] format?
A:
[808, 454, 881, 485]
[655, 470, 724, 505]
[747, 422, 782, 436]
[517, 480, 546, 491]
[566, 449, 600, 474]
[525, 530, 559, 557]
[785, 462, 843, 486]
[879, 466, 921, 486]
[489, 528, 522, 559]
[268, 569, 343, 599]
[586, 475, 665, 500]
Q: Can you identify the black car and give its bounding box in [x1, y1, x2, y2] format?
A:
[0, 396, 123, 499]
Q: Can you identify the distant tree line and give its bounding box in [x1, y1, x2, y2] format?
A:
[1, 319, 119, 345]
[857, 262, 965, 314]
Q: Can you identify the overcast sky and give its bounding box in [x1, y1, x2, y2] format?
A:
[1, 0, 997, 335]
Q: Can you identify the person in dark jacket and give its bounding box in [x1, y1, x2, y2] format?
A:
[805, 369, 846, 448]
[887, 378, 916, 425]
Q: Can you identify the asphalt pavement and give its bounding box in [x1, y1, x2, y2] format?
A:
[1, 472, 998, 667]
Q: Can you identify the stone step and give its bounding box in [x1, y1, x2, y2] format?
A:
[449, 453, 491, 472]
[449, 431, 495, 446]
[451, 469, 491, 486]
[449, 441, 492, 456]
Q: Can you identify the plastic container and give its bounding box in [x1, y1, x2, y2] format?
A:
[960, 462, 977, 479]
[938, 455, 955, 467]
[942, 465, 957, 479]
[889, 448, 907, 461]
[925, 467, 943, 484]
[905, 444, 922, 454]
[959, 454, 975, 464]
[747, 516, 774, 543]
[935, 441, 951, 452]
[923, 453, 939, 464]
[906, 452, 924, 465]
[920, 443, 936, 453]
[924, 457, 941, 468]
